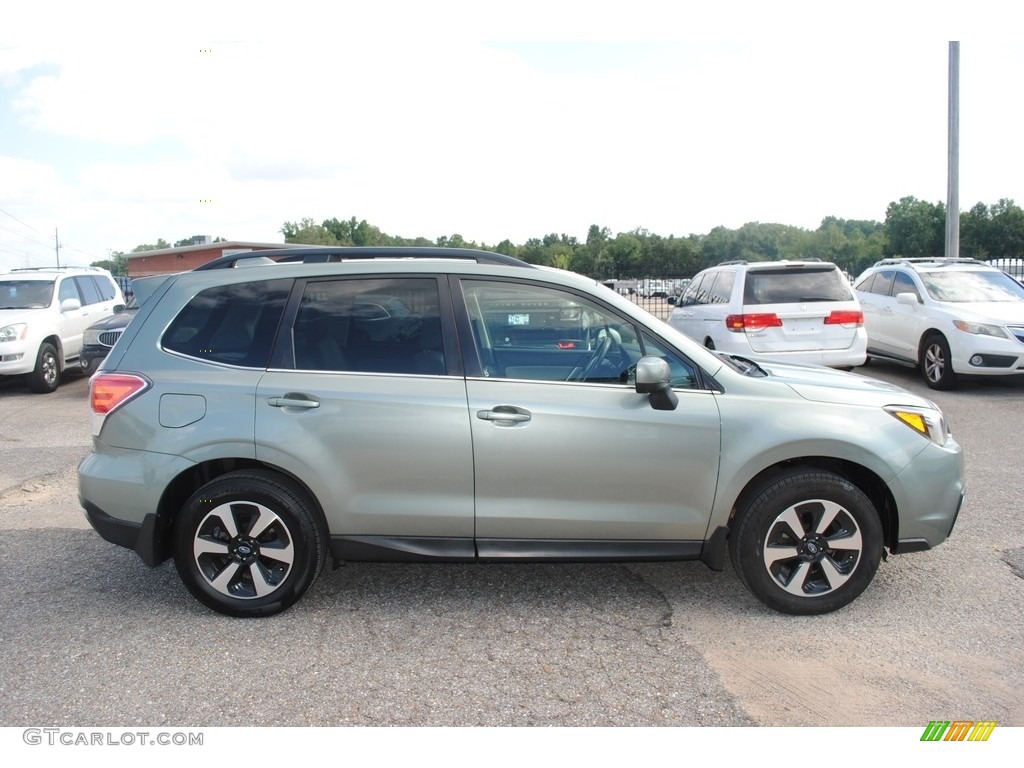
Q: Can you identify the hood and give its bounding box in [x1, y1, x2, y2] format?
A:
[86, 308, 137, 332]
[0, 306, 45, 326]
[754, 359, 935, 408]
[941, 301, 1024, 324]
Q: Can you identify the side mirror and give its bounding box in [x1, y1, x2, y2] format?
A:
[634, 356, 678, 411]
[895, 292, 920, 306]
[113, 303, 126, 313]
[666, 296, 677, 305]
[60, 297, 82, 313]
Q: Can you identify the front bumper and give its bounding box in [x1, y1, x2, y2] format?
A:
[886, 433, 966, 551]
[79, 344, 110, 373]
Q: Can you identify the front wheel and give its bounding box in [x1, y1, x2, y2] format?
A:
[729, 470, 882, 615]
[921, 333, 958, 390]
[173, 470, 327, 617]
[26, 342, 60, 393]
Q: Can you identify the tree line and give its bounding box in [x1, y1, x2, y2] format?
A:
[280, 198, 1024, 280]
[93, 197, 1024, 280]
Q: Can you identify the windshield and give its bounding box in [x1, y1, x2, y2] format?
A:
[0, 280, 54, 309]
[921, 270, 1024, 302]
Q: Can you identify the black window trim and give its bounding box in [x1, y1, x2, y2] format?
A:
[268, 273, 462, 377]
[450, 274, 713, 391]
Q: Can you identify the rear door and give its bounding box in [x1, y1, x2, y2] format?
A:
[255, 275, 475, 544]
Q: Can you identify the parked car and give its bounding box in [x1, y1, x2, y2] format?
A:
[78, 247, 964, 618]
[637, 279, 668, 298]
[79, 275, 172, 375]
[666, 260, 866, 368]
[0, 266, 125, 392]
[854, 258, 1024, 389]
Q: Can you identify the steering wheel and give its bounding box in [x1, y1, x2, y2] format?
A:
[575, 329, 616, 382]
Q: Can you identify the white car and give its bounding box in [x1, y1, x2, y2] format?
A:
[855, 258, 1024, 389]
[666, 260, 866, 368]
[0, 266, 125, 393]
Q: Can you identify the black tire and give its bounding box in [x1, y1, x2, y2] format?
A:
[920, 333, 958, 390]
[173, 470, 327, 617]
[729, 470, 883, 615]
[25, 342, 60, 393]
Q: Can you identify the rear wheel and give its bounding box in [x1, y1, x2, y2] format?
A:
[174, 470, 327, 617]
[729, 469, 882, 615]
[25, 342, 60, 393]
[921, 333, 958, 390]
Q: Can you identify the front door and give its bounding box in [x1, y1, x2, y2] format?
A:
[457, 278, 722, 552]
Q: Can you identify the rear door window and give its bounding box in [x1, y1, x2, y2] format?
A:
[290, 277, 446, 375]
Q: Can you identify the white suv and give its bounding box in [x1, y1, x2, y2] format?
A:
[667, 260, 866, 368]
[0, 266, 125, 393]
[854, 258, 1024, 389]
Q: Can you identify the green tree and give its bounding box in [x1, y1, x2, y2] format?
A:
[91, 252, 128, 275]
[604, 233, 643, 277]
[281, 218, 339, 245]
[129, 238, 171, 252]
[884, 197, 944, 258]
[983, 199, 1024, 259]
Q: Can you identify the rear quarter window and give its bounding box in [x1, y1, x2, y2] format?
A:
[163, 279, 291, 367]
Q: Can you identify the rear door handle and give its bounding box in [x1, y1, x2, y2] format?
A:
[477, 406, 531, 425]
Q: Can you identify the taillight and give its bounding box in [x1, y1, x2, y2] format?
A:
[90, 373, 149, 415]
[725, 313, 783, 332]
[825, 310, 864, 326]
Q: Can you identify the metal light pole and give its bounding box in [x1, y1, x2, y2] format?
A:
[945, 41, 960, 259]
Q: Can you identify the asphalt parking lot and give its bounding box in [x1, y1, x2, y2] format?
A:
[0, 362, 1021, 727]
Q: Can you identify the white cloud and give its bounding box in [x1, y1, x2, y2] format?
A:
[2, 5, 1023, 267]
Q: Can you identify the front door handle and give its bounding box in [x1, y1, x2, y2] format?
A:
[268, 395, 320, 409]
[476, 406, 531, 425]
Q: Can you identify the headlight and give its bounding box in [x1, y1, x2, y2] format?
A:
[952, 320, 1009, 339]
[83, 328, 102, 345]
[0, 323, 27, 343]
[885, 405, 950, 446]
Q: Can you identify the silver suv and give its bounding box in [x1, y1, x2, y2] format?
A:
[667, 260, 866, 368]
[77, 248, 964, 617]
[0, 266, 125, 392]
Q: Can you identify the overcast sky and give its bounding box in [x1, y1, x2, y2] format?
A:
[2, 1, 1022, 270]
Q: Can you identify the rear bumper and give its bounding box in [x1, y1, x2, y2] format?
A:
[81, 500, 165, 566]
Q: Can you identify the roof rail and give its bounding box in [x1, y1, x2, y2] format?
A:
[9, 265, 105, 273]
[872, 257, 987, 267]
[194, 247, 535, 271]
[715, 260, 748, 266]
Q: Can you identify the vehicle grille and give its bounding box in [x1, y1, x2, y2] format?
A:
[98, 329, 124, 347]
